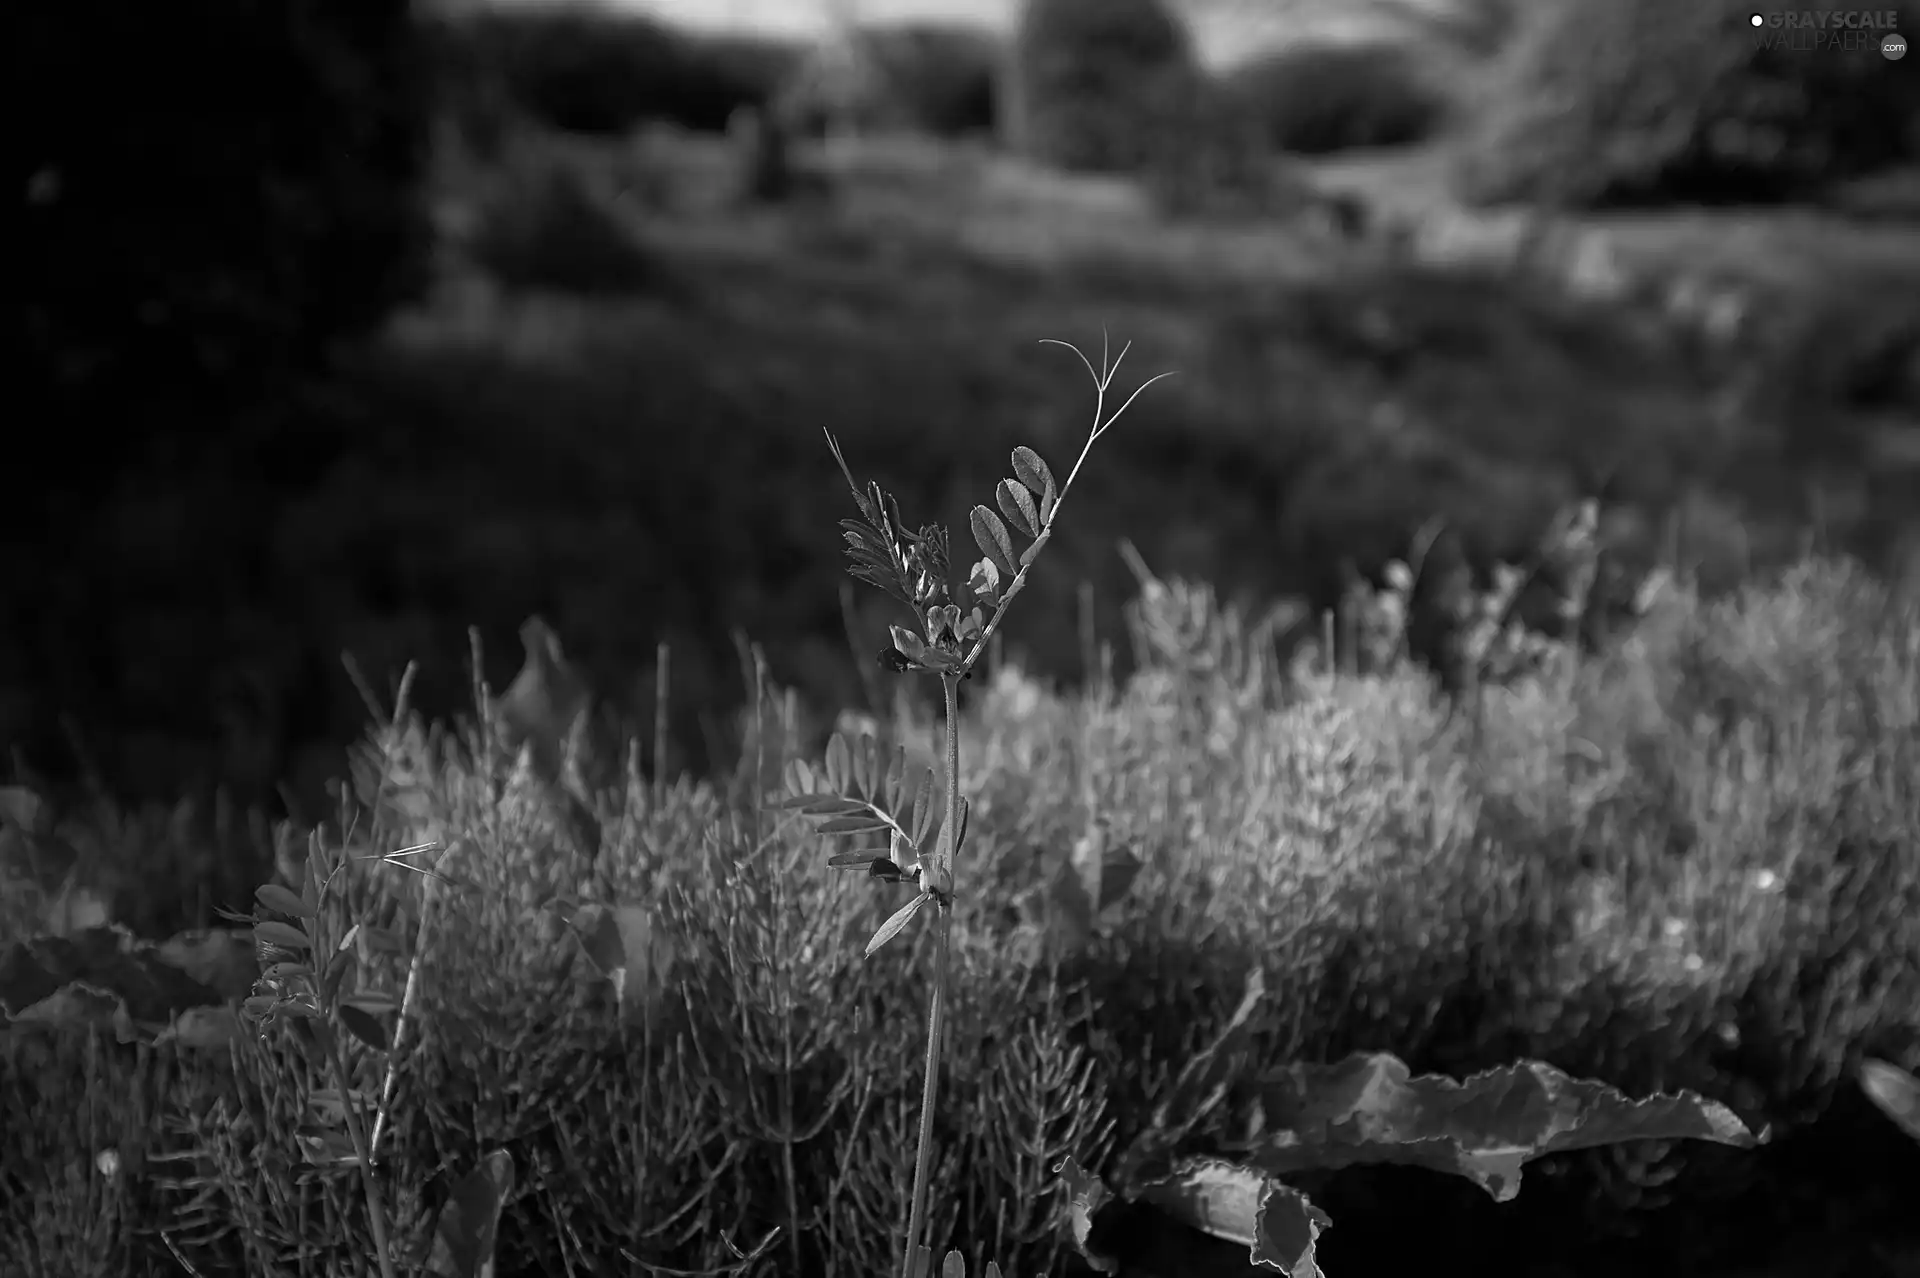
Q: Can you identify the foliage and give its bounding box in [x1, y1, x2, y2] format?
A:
[1224, 40, 1451, 156]
[1009, 0, 1199, 173]
[1136, 74, 1320, 222]
[18, 0, 432, 473]
[777, 23, 1003, 139]
[4, 533, 1919, 1274]
[1453, 0, 1920, 207]
[464, 152, 680, 297]
[447, 3, 798, 136]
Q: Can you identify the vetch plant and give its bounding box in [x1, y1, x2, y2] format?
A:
[775, 335, 1773, 1278]
[774, 334, 1174, 1278]
[222, 831, 461, 1278]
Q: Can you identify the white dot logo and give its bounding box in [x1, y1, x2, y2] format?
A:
[1749, 12, 1764, 26]
[1886, 33, 1908, 60]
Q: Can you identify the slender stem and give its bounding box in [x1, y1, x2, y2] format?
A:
[331, 1029, 399, 1278]
[900, 674, 963, 1277]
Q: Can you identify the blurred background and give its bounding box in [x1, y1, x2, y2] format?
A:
[11, 0, 1920, 818]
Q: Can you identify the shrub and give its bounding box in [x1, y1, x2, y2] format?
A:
[19, 0, 432, 451]
[1454, 0, 1920, 207]
[777, 23, 1002, 139]
[466, 155, 677, 298]
[1225, 40, 1451, 155]
[454, 4, 796, 136]
[1138, 75, 1318, 221]
[1009, 0, 1199, 173]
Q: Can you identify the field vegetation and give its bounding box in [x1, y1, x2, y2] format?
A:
[7, 0, 1918, 1274]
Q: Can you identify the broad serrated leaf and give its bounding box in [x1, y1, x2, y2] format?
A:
[971, 506, 1018, 580]
[338, 1003, 391, 1052]
[1133, 1158, 1328, 1278]
[865, 892, 929, 957]
[1056, 1157, 1116, 1270]
[1012, 445, 1056, 507]
[1231, 1052, 1770, 1201]
[997, 479, 1039, 538]
[826, 734, 852, 796]
[255, 884, 314, 920]
[254, 921, 311, 951]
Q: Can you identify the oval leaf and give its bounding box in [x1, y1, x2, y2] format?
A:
[1011, 445, 1056, 505]
[996, 478, 1039, 538]
[970, 506, 1018, 580]
[817, 814, 892, 835]
[864, 892, 929, 958]
[338, 1003, 391, 1052]
[254, 921, 311, 951]
[255, 884, 315, 920]
[826, 733, 852, 796]
[321, 949, 357, 1007]
[891, 626, 930, 665]
[340, 992, 400, 1015]
[1859, 1058, 1920, 1143]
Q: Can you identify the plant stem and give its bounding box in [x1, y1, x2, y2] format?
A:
[331, 1031, 399, 1278]
[899, 673, 963, 1278]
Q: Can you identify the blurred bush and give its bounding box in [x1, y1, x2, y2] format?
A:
[778, 23, 1002, 139]
[466, 155, 678, 297]
[1225, 40, 1452, 156]
[18, 0, 433, 475]
[1010, 0, 1199, 173]
[449, 3, 799, 136]
[1139, 75, 1320, 221]
[1455, 0, 1920, 207]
